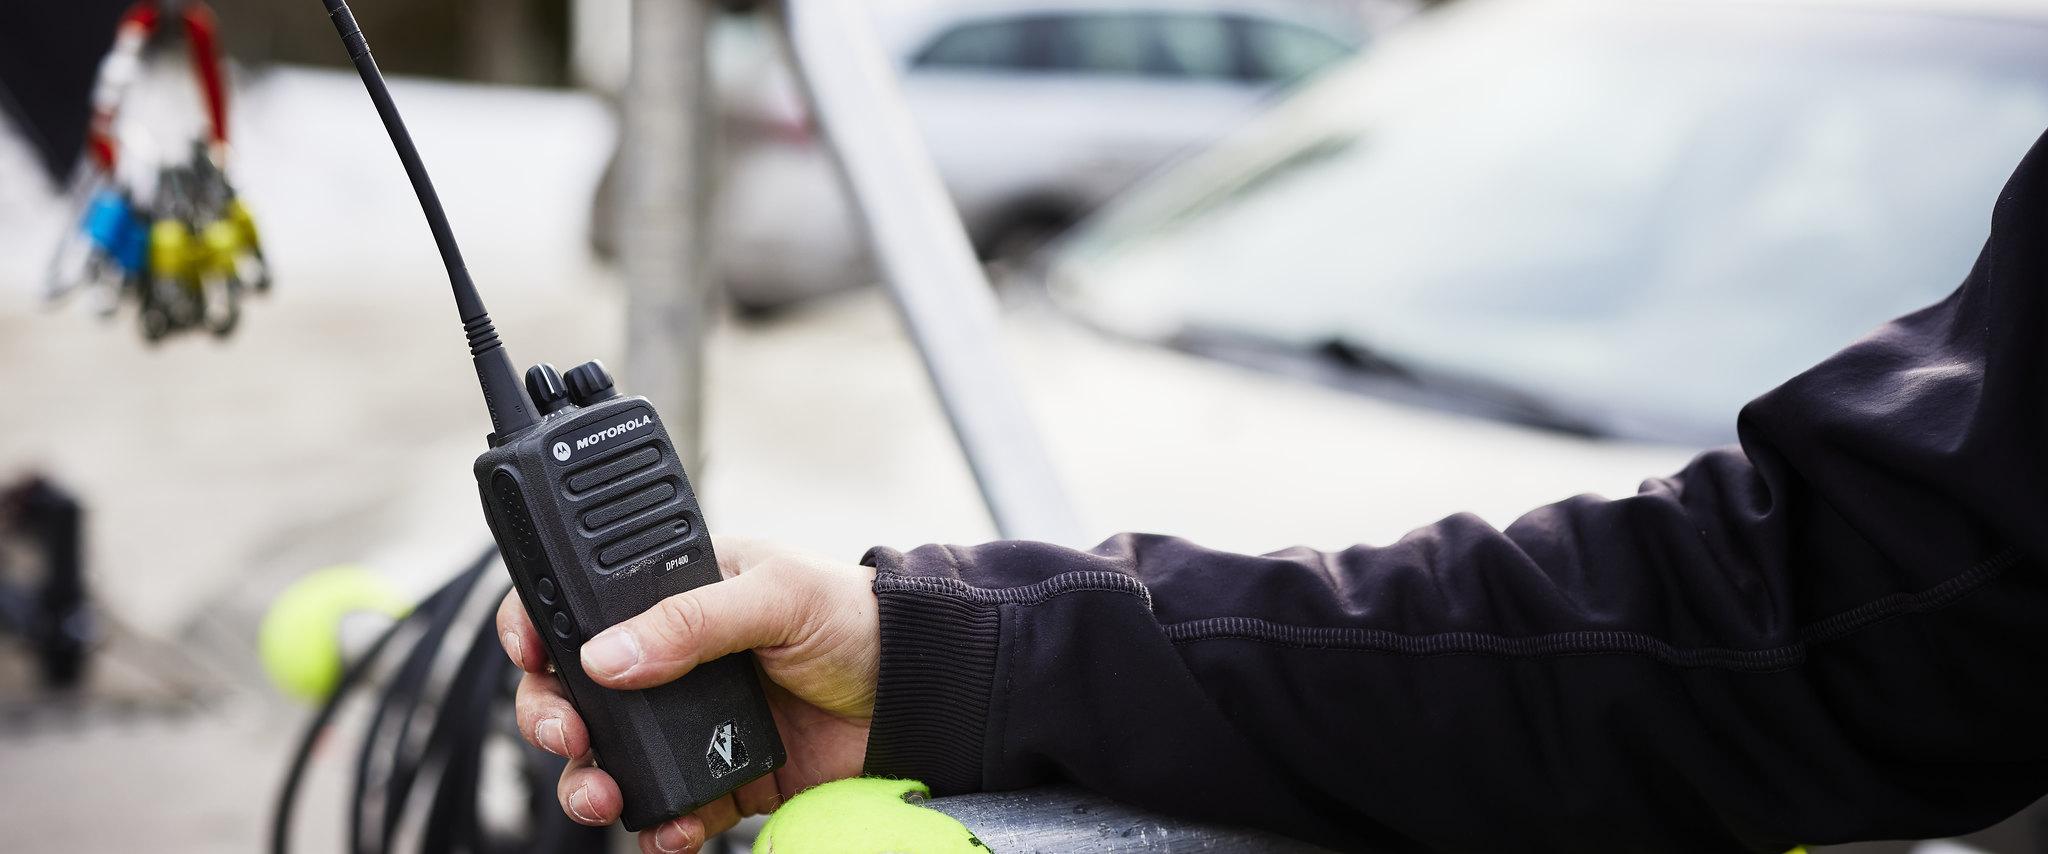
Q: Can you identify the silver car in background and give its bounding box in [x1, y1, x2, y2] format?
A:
[1053, 0, 2048, 448]
[712, 0, 1411, 312]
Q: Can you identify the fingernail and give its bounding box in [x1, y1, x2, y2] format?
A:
[653, 818, 695, 853]
[536, 716, 566, 756]
[567, 785, 601, 824]
[582, 628, 641, 678]
[503, 631, 524, 664]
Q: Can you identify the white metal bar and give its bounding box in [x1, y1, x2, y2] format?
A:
[927, 787, 1335, 852]
[765, 0, 1084, 545]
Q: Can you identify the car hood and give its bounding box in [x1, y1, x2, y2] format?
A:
[701, 293, 1705, 558]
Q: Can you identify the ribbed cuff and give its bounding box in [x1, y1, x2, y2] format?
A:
[858, 546, 1001, 795]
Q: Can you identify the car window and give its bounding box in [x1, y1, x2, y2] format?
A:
[914, 18, 1047, 70]
[1236, 17, 1353, 83]
[1046, 13, 1152, 75]
[918, 12, 1241, 80]
[1051, 12, 1238, 78]
[917, 11, 1333, 82]
[1152, 13, 1238, 80]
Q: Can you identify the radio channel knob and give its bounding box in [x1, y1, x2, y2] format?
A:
[525, 363, 571, 414]
[564, 360, 619, 405]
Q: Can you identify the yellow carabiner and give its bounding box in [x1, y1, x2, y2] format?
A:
[200, 217, 242, 278]
[148, 217, 192, 279]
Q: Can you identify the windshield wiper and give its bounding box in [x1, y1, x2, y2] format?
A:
[1311, 334, 1416, 381]
[1169, 324, 1607, 438]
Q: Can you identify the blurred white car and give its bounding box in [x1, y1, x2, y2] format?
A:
[1050, 0, 2048, 448]
[712, 0, 1408, 312]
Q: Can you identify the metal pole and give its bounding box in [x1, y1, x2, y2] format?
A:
[618, 0, 718, 468]
[765, 0, 1084, 545]
[927, 787, 1334, 852]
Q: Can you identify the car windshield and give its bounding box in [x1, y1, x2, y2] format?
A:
[1052, 0, 2048, 444]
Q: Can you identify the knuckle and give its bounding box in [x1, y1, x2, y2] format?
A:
[514, 686, 545, 720]
[650, 592, 708, 660]
[749, 556, 797, 582]
[759, 557, 819, 595]
[793, 566, 837, 612]
[737, 784, 779, 817]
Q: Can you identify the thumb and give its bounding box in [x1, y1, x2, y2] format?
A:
[579, 569, 793, 690]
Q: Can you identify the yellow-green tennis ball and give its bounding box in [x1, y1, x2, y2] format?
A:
[757, 778, 986, 854]
[258, 565, 409, 702]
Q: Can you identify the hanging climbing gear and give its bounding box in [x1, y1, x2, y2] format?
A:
[46, 0, 270, 343]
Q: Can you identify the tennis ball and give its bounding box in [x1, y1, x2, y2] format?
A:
[259, 565, 409, 702]
[757, 778, 986, 854]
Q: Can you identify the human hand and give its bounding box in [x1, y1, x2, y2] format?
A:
[497, 536, 879, 853]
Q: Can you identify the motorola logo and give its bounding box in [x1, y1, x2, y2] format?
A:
[552, 442, 571, 461]
[575, 415, 654, 451]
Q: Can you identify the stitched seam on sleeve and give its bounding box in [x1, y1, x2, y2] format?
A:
[1160, 547, 2021, 673]
[875, 569, 1155, 610]
[991, 602, 1020, 791]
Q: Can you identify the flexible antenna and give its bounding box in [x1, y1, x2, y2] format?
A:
[320, 0, 538, 441]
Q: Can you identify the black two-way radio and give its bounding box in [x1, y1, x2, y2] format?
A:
[316, 0, 783, 831]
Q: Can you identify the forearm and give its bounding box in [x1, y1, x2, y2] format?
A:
[861, 510, 2042, 852]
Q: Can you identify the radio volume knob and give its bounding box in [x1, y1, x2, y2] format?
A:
[525, 363, 572, 414]
[564, 360, 619, 405]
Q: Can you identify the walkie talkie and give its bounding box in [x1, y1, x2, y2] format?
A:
[317, 0, 783, 831]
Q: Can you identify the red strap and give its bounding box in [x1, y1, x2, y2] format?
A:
[120, 0, 160, 33]
[89, 0, 233, 171]
[180, 2, 229, 146]
[87, 135, 117, 171]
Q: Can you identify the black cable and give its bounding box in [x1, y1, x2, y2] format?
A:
[273, 544, 605, 854]
[270, 607, 404, 854]
[380, 579, 496, 853]
[355, 552, 488, 854]
[419, 612, 511, 852]
[270, 547, 485, 854]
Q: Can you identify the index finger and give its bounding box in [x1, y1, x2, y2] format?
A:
[497, 588, 550, 673]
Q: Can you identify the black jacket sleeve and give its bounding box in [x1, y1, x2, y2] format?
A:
[857, 129, 2048, 854]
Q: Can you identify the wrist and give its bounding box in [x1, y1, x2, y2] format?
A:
[859, 547, 1002, 794]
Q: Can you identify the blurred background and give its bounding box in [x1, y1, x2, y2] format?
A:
[2, 0, 2046, 851]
